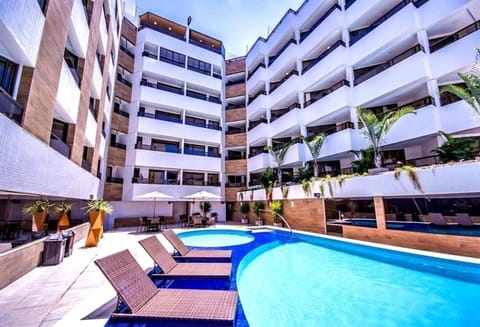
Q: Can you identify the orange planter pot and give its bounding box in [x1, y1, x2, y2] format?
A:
[85, 211, 103, 247]
[32, 211, 47, 232]
[57, 212, 70, 232]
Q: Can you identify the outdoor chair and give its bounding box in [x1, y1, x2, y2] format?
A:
[193, 215, 204, 227]
[162, 229, 232, 261]
[456, 213, 480, 227]
[427, 213, 458, 226]
[207, 217, 216, 227]
[138, 236, 232, 279]
[94, 249, 238, 325]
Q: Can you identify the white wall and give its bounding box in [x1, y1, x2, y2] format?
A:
[0, 115, 100, 199]
[0, 0, 45, 66]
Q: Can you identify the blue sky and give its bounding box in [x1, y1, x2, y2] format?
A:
[135, 0, 305, 58]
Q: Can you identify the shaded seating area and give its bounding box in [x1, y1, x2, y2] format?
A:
[94, 249, 238, 326]
[162, 229, 232, 261]
[138, 236, 232, 279]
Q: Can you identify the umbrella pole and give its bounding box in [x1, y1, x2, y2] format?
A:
[152, 197, 156, 219]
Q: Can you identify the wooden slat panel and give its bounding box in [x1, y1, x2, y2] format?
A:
[111, 112, 129, 133]
[225, 57, 245, 75]
[107, 147, 126, 166]
[225, 159, 247, 174]
[118, 49, 134, 73]
[225, 133, 246, 147]
[226, 83, 246, 98]
[114, 80, 132, 102]
[121, 19, 137, 44]
[226, 107, 246, 122]
[103, 182, 123, 201]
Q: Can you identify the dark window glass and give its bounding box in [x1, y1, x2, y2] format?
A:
[159, 48, 186, 67]
[0, 56, 18, 95]
[187, 57, 211, 75]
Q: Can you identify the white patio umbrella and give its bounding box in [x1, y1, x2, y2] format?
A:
[183, 190, 221, 217]
[136, 191, 172, 219]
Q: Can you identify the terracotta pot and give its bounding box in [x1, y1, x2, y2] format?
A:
[85, 210, 103, 247]
[57, 212, 70, 232]
[32, 211, 47, 232]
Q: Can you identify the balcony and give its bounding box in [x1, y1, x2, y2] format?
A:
[0, 88, 23, 125]
[69, 0, 89, 58]
[270, 107, 301, 138]
[247, 92, 267, 120]
[135, 146, 221, 171]
[417, 0, 471, 29]
[303, 85, 350, 126]
[270, 70, 298, 94]
[354, 48, 427, 105]
[247, 63, 266, 92]
[281, 142, 304, 167]
[56, 61, 81, 123]
[268, 74, 299, 109]
[112, 108, 129, 134]
[137, 113, 221, 144]
[302, 44, 347, 90]
[350, 3, 417, 64]
[319, 127, 363, 159]
[439, 99, 480, 135]
[248, 152, 270, 172]
[0, 0, 45, 66]
[268, 39, 297, 73]
[429, 21, 480, 79]
[247, 121, 269, 146]
[300, 5, 341, 43]
[115, 79, 132, 103]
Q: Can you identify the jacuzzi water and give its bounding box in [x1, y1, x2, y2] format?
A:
[178, 229, 255, 247]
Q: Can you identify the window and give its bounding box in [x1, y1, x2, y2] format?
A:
[207, 174, 219, 186]
[159, 48, 185, 67]
[185, 116, 206, 128]
[187, 57, 211, 75]
[0, 56, 18, 95]
[184, 143, 205, 156]
[183, 172, 204, 185]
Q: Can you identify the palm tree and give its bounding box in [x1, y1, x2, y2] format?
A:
[356, 107, 415, 168]
[265, 142, 292, 185]
[440, 49, 479, 115]
[301, 134, 325, 178]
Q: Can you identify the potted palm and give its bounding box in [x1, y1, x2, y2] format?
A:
[271, 200, 283, 227]
[239, 202, 250, 224]
[22, 199, 54, 232]
[200, 201, 212, 217]
[84, 199, 112, 247]
[55, 201, 73, 232]
[252, 201, 264, 226]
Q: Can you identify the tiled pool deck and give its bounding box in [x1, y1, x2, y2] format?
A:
[0, 226, 235, 327]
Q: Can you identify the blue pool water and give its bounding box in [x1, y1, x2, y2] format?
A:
[178, 229, 255, 247]
[238, 239, 480, 326]
[106, 229, 480, 327]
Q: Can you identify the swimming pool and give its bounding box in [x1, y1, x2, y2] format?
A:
[107, 228, 480, 327]
[178, 229, 255, 247]
[237, 236, 480, 326]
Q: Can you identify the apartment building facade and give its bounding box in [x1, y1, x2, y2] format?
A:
[0, 0, 122, 215]
[245, 0, 480, 184]
[105, 12, 227, 220]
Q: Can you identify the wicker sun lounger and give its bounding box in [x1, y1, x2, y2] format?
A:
[95, 250, 238, 325]
[163, 229, 232, 261]
[139, 236, 232, 279]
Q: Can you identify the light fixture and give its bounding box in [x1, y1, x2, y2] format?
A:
[199, 39, 203, 43]
[153, 21, 157, 25]
[168, 27, 172, 31]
